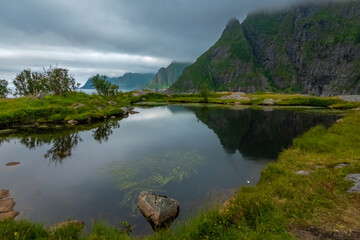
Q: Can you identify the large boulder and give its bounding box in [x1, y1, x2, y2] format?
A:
[137, 191, 179, 230]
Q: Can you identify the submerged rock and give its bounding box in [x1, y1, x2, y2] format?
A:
[130, 111, 139, 114]
[5, 162, 20, 166]
[345, 174, 360, 193]
[137, 191, 179, 230]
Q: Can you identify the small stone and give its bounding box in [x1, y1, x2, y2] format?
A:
[5, 162, 20, 166]
[67, 120, 78, 125]
[137, 191, 179, 230]
[295, 171, 311, 176]
[120, 107, 129, 115]
[130, 111, 139, 114]
[108, 101, 117, 105]
[263, 99, 275, 105]
[335, 163, 351, 169]
[315, 165, 325, 169]
[110, 116, 116, 119]
[0, 198, 16, 213]
[336, 119, 344, 123]
[0, 211, 19, 221]
[48, 220, 85, 232]
[345, 174, 360, 193]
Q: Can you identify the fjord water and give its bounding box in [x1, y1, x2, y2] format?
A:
[0, 105, 339, 234]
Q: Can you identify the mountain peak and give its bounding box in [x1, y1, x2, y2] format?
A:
[223, 18, 240, 34]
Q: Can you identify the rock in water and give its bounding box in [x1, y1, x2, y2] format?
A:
[0, 211, 19, 221]
[137, 191, 179, 230]
[5, 162, 20, 166]
[0, 198, 16, 213]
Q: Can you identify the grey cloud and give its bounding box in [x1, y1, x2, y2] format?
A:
[0, 0, 307, 84]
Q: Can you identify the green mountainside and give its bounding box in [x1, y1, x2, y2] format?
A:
[145, 62, 192, 90]
[81, 72, 154, 91]
[169, 1, 360, 96]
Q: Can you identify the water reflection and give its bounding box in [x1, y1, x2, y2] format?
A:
[0, 120, 120, 165]
[185, 106, 340, 158]
[92, 121, 120, 143]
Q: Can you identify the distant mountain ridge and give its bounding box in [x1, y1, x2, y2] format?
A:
[145, 62, 192, 90]
[81, 72, 155, 90]
[169, 1, 360, 96]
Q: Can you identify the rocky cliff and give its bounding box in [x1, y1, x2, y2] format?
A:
[145, 62, 192, 90]
[169, 1, 360, 96]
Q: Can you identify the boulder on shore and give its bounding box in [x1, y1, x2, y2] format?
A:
[137, 191, 179, 230]
[263, 99, 275, 105]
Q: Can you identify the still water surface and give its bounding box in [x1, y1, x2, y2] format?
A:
[0, 105, 340, 234]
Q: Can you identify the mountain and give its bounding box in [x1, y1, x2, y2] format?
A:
[81, 72, 155, 90]
[169, 1, 360, 96]
[144, 62, 192, 90]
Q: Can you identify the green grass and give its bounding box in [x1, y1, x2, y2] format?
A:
[141, 92, 360, 110]
[0, 92, 140, 127]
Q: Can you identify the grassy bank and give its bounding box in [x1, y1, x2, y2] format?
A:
[1, 93, 360, 239]
[0, 92, 141, 128]
[143, 92, 360, 110]
[1, 91, 359, 128]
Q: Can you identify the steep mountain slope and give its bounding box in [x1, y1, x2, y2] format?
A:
[145, 62, 192, 90]
[81, 72, 155, 90]
[169, 1, 360, 96]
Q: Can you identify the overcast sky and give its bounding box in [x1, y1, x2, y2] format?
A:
[0, 0, 304, 86]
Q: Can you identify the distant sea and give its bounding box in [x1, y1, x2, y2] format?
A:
[5, 88, 132, 98]
[77, 88, 133, 94]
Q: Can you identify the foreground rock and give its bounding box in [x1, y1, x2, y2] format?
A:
[0, 189, 19, 221]
[137, 191, 179, 230]
[345, 174, 360, 193]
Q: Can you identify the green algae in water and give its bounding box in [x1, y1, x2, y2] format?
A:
[103, 151, 204, 211]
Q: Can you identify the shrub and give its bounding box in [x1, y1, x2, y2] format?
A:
[0, 79, 10, 98]
[198, 84, 210, 102]
[13, 66, 78, 97]
[45, 65, 77, 96]
[91, 74, 119, 97]
[13, 69, 48, 96]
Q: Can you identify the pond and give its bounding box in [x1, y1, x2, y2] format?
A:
[0, 105, 341, 235]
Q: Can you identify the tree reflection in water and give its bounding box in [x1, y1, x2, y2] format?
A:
[92, 121, 120, 143]
[0, 120, 120, 166]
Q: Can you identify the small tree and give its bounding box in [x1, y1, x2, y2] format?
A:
[13, 69, 46, 96]
[199, 83, 210, 102]
[45, 65, 76, 96]
[0, 79, 10, 98]
[91, 74, 119, 97]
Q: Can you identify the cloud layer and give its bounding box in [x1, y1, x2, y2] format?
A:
[0, 0, 303, 85]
